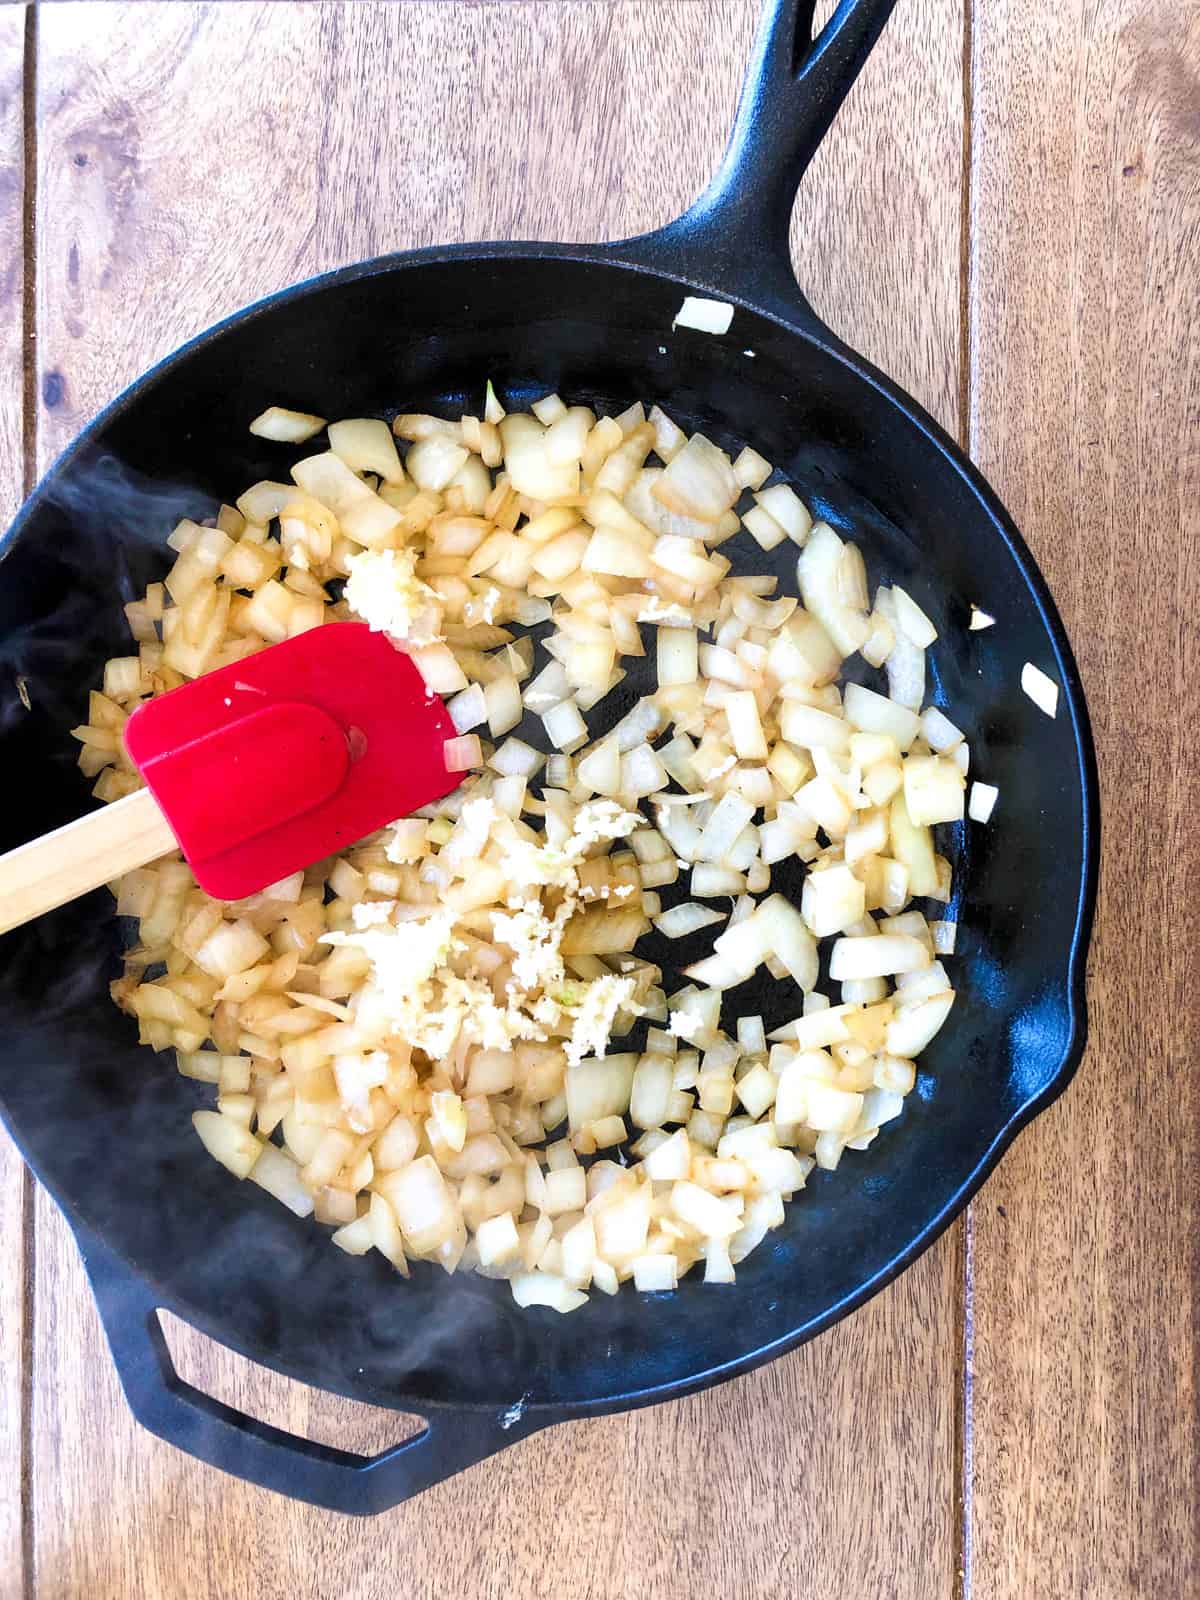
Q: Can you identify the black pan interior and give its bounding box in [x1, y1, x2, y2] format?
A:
[0, 251, 1092, 1415]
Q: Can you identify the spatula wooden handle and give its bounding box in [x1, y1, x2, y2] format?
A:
[0, 787, 179, 936]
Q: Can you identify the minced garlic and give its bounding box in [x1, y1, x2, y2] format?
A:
[344, 547, 444, 644]
[321, 797, 646, 1065]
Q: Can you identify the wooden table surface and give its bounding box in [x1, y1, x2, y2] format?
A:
[0, 0, 1196, 1594]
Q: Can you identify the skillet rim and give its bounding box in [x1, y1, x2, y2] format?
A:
[0, 237, 1100, 1419]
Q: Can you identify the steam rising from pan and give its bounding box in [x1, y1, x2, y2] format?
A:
[42, 450, 215, 549]
[0, 452, 214, 734]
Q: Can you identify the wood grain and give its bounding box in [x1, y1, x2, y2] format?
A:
[27, 1, 965, 1595]
[966, 0, 1200, 1592]
[0, 8, 26, 1598]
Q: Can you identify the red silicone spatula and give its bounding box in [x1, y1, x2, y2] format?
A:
[0, 622, 461, 934]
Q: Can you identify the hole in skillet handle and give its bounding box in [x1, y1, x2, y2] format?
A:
[158, 1308, 418, 1456]
[75, 1223, 551, 1514]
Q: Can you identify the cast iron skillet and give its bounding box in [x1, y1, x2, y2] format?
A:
[0, 0, 1098, 1514]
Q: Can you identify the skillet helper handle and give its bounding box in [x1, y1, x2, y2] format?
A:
[627, 0, 901, 307]
[77, 1227, 545, 1516]
[0, 786, 177, 936]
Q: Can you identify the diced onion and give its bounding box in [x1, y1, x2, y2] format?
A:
[654, 903, 726, 939]
[891, 584, 938, 647]
[327, 418, 405, 483]
[1021, 662, 1059, 718]
[443, 734, 483, 772]
[543, 698, 589, 753]
[653, 435, 738, 523]
[448, 683, 487, 733]
[755, 484, 812, 545]
[742, 505, 787, 551]
[930, 920, 957, 955]
[657, 627, 698, 688]
[193, 1111, 261, 1179]
[96, 383, 974, 1318]
[829, 935, 931, 980]
[249, 1144, 315, 1217]
[489, 737, 545, 778]
[510, 1272, 589, 1313]
[672, 296, 733, 335]
[407, 436, 470, 492]
[733, 447, 771, 491]
[968, 781, 999, 822]
[920, 705, 964, 752]
[249, 406, 327, 444]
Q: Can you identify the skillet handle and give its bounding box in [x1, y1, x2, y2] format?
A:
[616, 0, 900, 313]
[76, 1226, 546, 1516]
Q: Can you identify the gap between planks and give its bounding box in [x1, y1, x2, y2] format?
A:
[19, 6, 38, 1600]
[960, 0, 979, 1580]
[20, 0, 35, 498]
[952, 0, 976, 1592]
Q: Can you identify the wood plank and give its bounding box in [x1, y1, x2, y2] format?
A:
[791, 0, 965, 430]
[0, 8, 27, 1599]
[31, 4, 964, 1595]
[966, 0, 1200, 1592]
